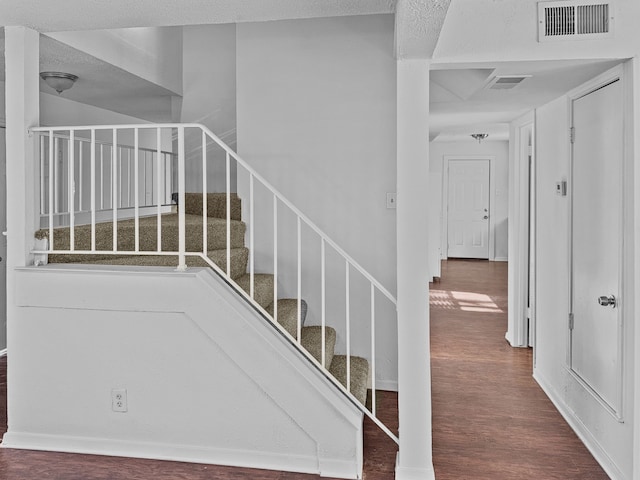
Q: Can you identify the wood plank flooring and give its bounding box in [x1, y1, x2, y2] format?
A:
[431, 260, 607, 479]
[0, 259, 607, 479]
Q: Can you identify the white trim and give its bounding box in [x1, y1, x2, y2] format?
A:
[493, 257, 508, 262]
[1, 432, 356, 478]
[395, 454, 436, 480]
[441, 155, 496, 261]
[0, 348, 6, 357]
[630, 55, 640, 480]
[533, 371, 624, 480]
[376, 379, 398, 392]
[566, 64, 626, 419]
[507, 111, 535, 348]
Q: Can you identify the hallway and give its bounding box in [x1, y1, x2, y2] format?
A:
[430, 259, 607, 479]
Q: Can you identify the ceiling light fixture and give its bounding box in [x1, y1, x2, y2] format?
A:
[40, 72, 78, 95]
[471, 133, 489, 144]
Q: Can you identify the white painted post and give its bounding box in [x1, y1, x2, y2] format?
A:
[5, 26, 40, 430]
[5, 26, 39, 268]
[395, 59, 434, 480]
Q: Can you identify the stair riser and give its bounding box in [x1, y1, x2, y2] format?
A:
[184, 193, 242, 221]
[43, 222, 245, 253]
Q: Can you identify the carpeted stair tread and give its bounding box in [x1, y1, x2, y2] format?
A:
[266, 299, 308, 338]
[236, 274, 274, 309]
[36, 213, 246, 255]
[66, 247, 249, 280]
[329, 355, 369, 405]
[301, 326, 336, 369]
[184, 193, 241, 221]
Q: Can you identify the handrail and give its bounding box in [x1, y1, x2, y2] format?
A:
[31, 123, 397, 305]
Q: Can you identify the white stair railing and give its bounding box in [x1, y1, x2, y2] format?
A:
[31, 123, 399, 444]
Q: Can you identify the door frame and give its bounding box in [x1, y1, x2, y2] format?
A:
[507, 112, 535, 348]
[0, 114, 5, 357]
[441, 155, 496, 261]
[567, 65, 626, 420]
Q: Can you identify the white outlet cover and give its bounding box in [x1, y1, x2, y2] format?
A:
[111, 388, 128, 413]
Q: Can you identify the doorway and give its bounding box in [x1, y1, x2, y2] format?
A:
[443, 157, 494, 260]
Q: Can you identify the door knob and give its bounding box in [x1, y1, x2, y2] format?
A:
[598, 295, 617, 308]
[483, 215, 489, 220]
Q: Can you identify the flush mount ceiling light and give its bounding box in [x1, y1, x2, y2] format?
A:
[40, 72, 78, 95]
[471, 133, 489, 143]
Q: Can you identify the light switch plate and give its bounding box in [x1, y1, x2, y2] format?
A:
[386, 193, 397, 209]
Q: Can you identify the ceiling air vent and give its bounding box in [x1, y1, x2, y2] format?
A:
[538, 0, 614, 41]
[486, 75, 531, 90]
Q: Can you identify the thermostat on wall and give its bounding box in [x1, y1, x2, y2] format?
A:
[555, 181, 567, 196]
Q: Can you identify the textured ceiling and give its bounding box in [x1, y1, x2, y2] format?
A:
[0, 0, 395, 32]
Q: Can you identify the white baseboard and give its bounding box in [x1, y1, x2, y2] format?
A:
[533, 371, 624, 480]
[1, 432, 352, 478]
[395, 453, 436, 480]
[493, 257, 508, 262]
[375, 379, 398, 392]
[0, 348, 6, 357]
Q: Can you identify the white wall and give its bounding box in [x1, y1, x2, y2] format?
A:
[236, 15, 398, 388]
[533, 66, 635, 479]
[180, 24, 237, 193]
[428, 140, 509, 277]
[47, 27, 183, 95]
[5, 266, 364, 479]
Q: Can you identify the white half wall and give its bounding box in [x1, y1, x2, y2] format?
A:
[4, 265, 365, 479]
[428, 140, 509, 277]
[236, 14, 398, 388]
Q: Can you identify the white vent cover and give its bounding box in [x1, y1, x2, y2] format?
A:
[486, 75, 532, 90]
[538, 0, 614, 41]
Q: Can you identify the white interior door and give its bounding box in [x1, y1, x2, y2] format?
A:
[570, 79, 623, 414]
[447, 159, 490, 259]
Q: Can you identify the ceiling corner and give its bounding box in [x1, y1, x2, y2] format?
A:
[394, 0, 452, 59]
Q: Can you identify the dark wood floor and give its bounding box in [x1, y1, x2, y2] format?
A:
[0, 259, 606, 479]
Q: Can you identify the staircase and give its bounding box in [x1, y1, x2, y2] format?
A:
[35, 192, 370, 406]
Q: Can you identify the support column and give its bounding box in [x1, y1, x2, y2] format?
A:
[5, 26, 40, 428]
[5, 26, 40, 270]
[395, 59, 434, 480]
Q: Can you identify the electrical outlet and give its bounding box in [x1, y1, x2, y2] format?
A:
[111, 388, 128, 413]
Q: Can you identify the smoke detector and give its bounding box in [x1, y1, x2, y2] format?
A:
[538, 0, 614, 42]
[486, 75, 532, 90]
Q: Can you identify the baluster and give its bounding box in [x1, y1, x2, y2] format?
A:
[297, 217, 302, 343]
[90, 130, 96, 251]
[226, 152, 231, 276]
[48, 131, 54, 249]
[79, 139, 83, 212]
[69, 131, 75, 251]
[346, 261, 351, 393]
[177, 127, 186, 270]
[54, 136, 59, 214]
[321, 238, 326, 368]
[273, 195, 278, 322]
[156, 128, 162, 253]
[112, 130, 118, 251]
[249, 174, 255, 299]
[39, 136, 45, 214]
[370, 283, 376, 415]
[202, 130, 208, 256]
[99, 144, 104, 210]
[134, 130, 140, 252]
